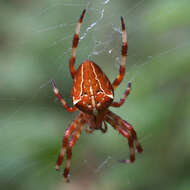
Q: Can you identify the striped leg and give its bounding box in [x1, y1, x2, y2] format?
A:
[112, 16, 128, 89]
[64, 123, 84, 182]
[51, 80, 77, 112]
[111, 82, 131, 107]
[56, 113, 83, 170]
[70, 9, 86, 78]
[107, 110, 143, 154]
[122, 120, 143, 153]
[105, 114, 135, 163]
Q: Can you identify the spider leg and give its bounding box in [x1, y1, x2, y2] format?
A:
[107, 110, 143, 153]
[122, 121, 143, 153]
[112, 16, 127, 89]
[56, 113, 83, 170]
[70, 9, 86, 78]
[100, 121, 108, 133]
[63, 121, 85, 182]
[51, 80, 77, 112]
[104, 114, 135, 163]
[111, 82, 131, 107]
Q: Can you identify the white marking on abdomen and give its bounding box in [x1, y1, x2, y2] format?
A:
[90, 86, 96, 108]
[91, 63, 113, 99]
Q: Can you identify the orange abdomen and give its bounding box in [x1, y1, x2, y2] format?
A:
[72, 60, 114, 114]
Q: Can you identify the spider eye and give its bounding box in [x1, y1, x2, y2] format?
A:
[96, 90, 101, 93]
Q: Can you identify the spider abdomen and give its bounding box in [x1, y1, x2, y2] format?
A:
[72, 60, 114, 114]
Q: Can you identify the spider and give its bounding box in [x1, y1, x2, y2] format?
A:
[51, 9, 143, 182]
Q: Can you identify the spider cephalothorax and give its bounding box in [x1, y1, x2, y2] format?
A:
[52, 9, 143, 182]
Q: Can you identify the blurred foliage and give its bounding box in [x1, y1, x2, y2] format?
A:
[0, 0, 190, 190]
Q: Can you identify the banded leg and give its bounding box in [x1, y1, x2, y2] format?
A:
[64, 123, 84, 182]
[122, 121, 143, 153]
[112, 16, 128, 89]
[111, 82, 131, 107]
[108, 110, 143, 153]
[51, 80, 77, 112]
[70, 9, 86, 78]
[56, 113, 83, 170]
[105, 115, 135, 163]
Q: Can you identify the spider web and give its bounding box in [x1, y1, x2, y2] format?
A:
[0, 0, 190, 189]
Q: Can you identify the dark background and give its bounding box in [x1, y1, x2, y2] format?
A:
[0, 0, 190, 189]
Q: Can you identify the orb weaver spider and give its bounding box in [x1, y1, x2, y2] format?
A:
[52, 9, 143, 182]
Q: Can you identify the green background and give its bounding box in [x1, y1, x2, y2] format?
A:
[0, 0, 190, 189]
